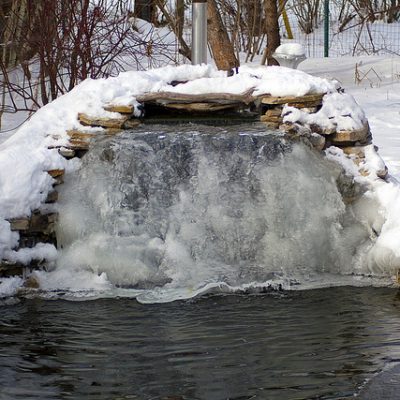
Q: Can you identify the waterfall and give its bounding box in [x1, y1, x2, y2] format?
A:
[41, 123, 384, 303]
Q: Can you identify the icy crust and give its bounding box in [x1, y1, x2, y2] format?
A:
[8, 274, 396, 304]
[325, 145, 400, 276]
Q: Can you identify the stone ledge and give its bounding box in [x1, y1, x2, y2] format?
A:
[8, 212, 58, 234]
[78, 113, 129, 129]
[103, 104, 135, 114]
[329, 125, 371, 145]
[261, 93, 324, 106]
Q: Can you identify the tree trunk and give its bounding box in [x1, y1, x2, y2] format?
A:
[261, 0, 280, 65]
[176, 0, 185, 41]
[207, 0, 239, 72]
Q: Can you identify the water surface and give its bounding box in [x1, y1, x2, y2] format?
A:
[2, 287, 400, 399]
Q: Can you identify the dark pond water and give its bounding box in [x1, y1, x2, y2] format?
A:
[2, 287, 400, 400]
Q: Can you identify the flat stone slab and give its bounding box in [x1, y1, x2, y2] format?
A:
[104, 104, 135, 114]
[67, 130, 95, 140]
[47, 169, 64, 178]
[78, 113, 128, 129]
[330, 124, 370, 145]
[261, 93, 325, 106]
[136, 89, 256, 105]
[68, 139, 90, 151]
[7, 213, 58, 234]
[8, 218, 30, 231]
[260, 114, 282, 123]
[163, 102, 241, 112]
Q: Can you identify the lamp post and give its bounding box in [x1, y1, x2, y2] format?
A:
[192, 0, 207, 65]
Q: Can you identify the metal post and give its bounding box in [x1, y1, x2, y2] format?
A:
[192, 0, 207, 65]
[324, 0, 329, 57]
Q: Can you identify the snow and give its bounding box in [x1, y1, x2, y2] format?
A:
[283, 92, 367, 132]
[1, 55, 400, 298]
[274, 42, 306, 57]
[4, 243, 58, 265]
[0, 276, 24, 298]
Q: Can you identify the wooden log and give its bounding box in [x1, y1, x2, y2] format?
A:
[261, 93, 325, 105]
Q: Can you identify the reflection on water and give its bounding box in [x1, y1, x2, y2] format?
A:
[2, 287, 400, 399]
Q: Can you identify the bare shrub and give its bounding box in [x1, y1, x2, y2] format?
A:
[0, 0, 164, 130]
[288, 0, 321, 34]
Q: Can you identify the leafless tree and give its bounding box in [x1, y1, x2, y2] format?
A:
[0, 0, 162, 130]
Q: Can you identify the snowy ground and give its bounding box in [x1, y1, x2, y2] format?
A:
[1, 55, 400, 300]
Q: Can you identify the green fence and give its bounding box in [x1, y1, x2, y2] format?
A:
[283, 0, 400, 58]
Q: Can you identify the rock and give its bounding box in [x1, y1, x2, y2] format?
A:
[67, 130, 95, 140]
[309, 133, 326, 151]
[29, 212, 58, 235]
[260, 119, 280, 129]
[0, 261, 24, 277]
[336, 169, 365, 204]
[341, 146, 366, 158]
[122, 119, 141, 129]
[48, 169, 65, 186]
[47, 169, 64, 178]
[260, 114, 282, 124]
[103, 104, 135, 114]
[264, 107, 283, 118]
[377, 166, 388, 179]
[58, 147, 76, 159]
[8, 218, 30, 231]
[68, 139, 90, 151]
[105, 128, 123, 135]
[261, 93, 324, 106]
[24, 275, 40, 289]
[297, 106, 319, 113]
[279, 122, 300, 135]
[330, 124, 371, 145]
[78, 112, 128, 129]
[45, 190, 58, 203]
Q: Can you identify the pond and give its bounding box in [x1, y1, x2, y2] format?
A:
[1, 287, 400, 399]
